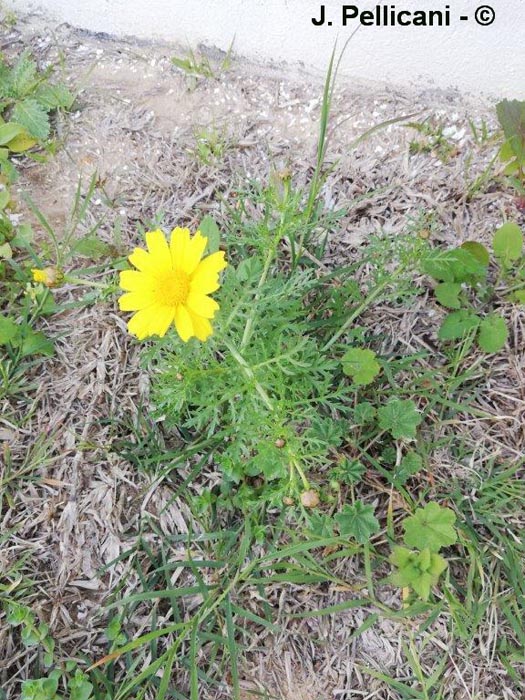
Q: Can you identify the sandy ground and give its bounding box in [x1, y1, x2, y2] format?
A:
[1, 11, 524, 700]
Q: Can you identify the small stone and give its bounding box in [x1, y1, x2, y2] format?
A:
[300, 490, 320, 508]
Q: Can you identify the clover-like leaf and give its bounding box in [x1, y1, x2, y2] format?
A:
[335, 501, 379, 544]
[342, 348, 381, 386]
[477, 314, 508, 353]
[378, 399, 422, 440]
[403, 502, 457, 552]
[438, 310, 481, 341]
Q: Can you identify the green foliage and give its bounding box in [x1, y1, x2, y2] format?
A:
[0, 48, 73, 142]
[334, 501, 380, 543]
[493, 222, 523, 265]
[424, 222, 525, 354]
[377, 399, 422, 439]
[496, 99, 525, 194]
[406, 118, 457, 162]
[389, 502, 457, 601]
[394, 450, 423, 485]
[389, 546, 448, 601]
[5, 601, 55, 666]
[477, 313, 508, 353]
[403, 502, 457, 551]
[341, 347, 381, 385]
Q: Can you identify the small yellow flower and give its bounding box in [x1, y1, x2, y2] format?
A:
[31, 266, 63, 288]
[119, 228, 227, 342]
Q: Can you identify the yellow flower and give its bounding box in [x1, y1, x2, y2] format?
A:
[119, 228, 227, 342]
[31, 266, 63, 288]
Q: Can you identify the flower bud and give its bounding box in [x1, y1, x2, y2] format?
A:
[31, 266, 64, 288]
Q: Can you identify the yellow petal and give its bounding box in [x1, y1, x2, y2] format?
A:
[170, 227, 191, 268]
[145, 229, 172, 272]
[127, 307, 155, 340]
[189, 313, 213, 341]
[174, 305, 194, 342]
[128, 247, 158, 275]
[190, 251, 227, 291]
[118, 290, 156, 311]
[186, 293, 219, 319]
[119, 270, 156, 292]
[183, 230, 208, 275]
[189, 270, 219, 295]
[145, 305, 176, 338]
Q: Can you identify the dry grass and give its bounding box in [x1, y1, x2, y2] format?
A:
[1, 11, 524, 700]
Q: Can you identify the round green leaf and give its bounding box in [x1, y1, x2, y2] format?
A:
[493, 222, 523, 263]
[342, 347, 381, 386]
[434, 282, 461, 309]
[403, 502, 457, 552]
[438, 310, 481, 341]
[477, 314, 508, 353]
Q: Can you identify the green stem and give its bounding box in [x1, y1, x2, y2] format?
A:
[291, 457, 310, 490]
[239, 247, 274, 351]
[322, 276, 393, 353]
[223, 339, 274, 412]
[65, 275, 109, 290]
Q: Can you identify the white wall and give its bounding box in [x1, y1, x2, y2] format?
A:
[8, 0, 525, 97]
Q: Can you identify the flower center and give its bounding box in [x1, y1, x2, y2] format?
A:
[156, 269, 190, 306]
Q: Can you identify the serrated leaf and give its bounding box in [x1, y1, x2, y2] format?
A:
[9, 51, 38, 98]
[438, 310, 481, 341]
[19, 329, 54, 357]
[395, 451, 423, 485]
[0, 314, 19, 345]
[342, 347, 381, 385]
[12, 99, 50, 140]
[477, 314, 508, 353]
[10, 222, 33, 248]
[306, 513, 335, 538]
[353, 401, 376, 425]
[34, 83, 75, 110]
[434, 282, 461, 309]
[377, 399, 422, 440]
[0, 189, 9, 209]
[335, 501, 379, 544]
[461, 241, 490, 266]
[493, 222, 523, 263]
[403, 502, 457, 552]
[423, 248, 487, 284]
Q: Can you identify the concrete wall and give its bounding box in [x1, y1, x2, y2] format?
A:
[8, 0, 525, 97]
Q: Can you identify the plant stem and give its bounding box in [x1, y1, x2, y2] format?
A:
[223, 339, 274, 412]
[239, 247, 274, 351]
[322, 277, 393, 352]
